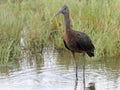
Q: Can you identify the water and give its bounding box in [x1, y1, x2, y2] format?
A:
[0, 46, 120, 90]
[0, 25, 118, 90]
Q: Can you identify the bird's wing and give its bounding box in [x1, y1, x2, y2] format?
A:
[63, 39, 70, 50]
[75, 32, 95, 52]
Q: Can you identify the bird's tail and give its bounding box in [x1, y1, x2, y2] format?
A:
[86, 51, 94, 57]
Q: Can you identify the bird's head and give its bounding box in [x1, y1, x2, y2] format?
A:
[58, 5, 69, 15]
[51, 5, 69, 21]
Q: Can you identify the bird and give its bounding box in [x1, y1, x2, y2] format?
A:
[51, 5, 95, 90]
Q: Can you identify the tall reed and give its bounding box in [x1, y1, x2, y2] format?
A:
[0, 0, 119, 63]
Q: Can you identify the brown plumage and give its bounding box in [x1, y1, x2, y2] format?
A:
[52, 5, 95, 89]
[63, 30, 94, 57]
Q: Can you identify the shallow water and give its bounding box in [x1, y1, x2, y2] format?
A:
[0, 46, 120, 90]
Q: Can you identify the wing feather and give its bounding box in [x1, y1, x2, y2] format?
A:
[63, 39, 70, 50]
[75, 32, 95, 52]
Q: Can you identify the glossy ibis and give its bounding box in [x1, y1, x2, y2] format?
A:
[52, 5, 95, 90]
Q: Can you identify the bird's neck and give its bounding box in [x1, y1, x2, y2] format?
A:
[64, 13, 71, 31]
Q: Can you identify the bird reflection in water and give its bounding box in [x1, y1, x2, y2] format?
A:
[74, 78, 78, 90]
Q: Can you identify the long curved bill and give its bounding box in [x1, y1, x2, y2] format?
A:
[51, 8, 63, 22]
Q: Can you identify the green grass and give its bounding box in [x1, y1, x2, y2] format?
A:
[0, 0, 120, 63]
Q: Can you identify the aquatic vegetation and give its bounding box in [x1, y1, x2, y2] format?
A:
[0, 0, 120, 63]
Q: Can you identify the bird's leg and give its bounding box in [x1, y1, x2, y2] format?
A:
[72, 52, 78, 80]
[82, 53, 86, 90]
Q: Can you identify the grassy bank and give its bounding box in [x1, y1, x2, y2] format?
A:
[0, 0, 120, 63]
